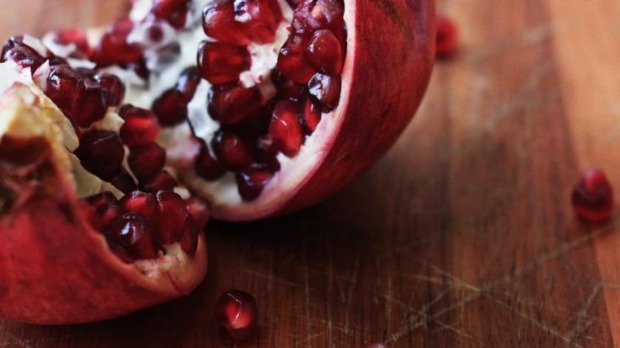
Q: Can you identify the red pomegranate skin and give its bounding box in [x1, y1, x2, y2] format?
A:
[264, 0, 435, 217]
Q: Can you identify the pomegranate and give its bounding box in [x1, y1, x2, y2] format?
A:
[0, 0, 434, 323]
[572, 168, 614, 223]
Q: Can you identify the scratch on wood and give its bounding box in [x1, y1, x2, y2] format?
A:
[567, 282, 603, 345]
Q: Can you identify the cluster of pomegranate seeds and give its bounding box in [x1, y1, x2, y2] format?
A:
[195, 0, 347, 201]
[435, 15, 459, 59]
[572, 168, 614, 223]
[215, 290, 259, 343]
[85, 190, 206, 261]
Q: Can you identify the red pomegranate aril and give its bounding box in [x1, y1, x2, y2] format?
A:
[302, 98, 321, 134]
[273, 74, 306, 100]
[175, 66, 202, 103]
[179, 215, 200, 256]
[45, 65, 83, 116]
[52, 29, 90, 56]
[215, 290, 258, 343]
[203, 0, 250, 45]
[128, 143, 167, 181]
[212, 130, 254, 170]
[152, 89, 188, 127]
[120, 112, 160, 148]
[572, 168, 614, 223]
[197, 41, 252, 85]
[111, 171, 138, 194]
[196, 142, 227, 181]
[86, 191, 119, 228]
[305, 29, 343, 75]
[277, 45, 316, 84]
[119, 191, 158, 219]
[307, 73, 341, 112]
[96, 73, 126, 107]
[436, 15, 459, 59]
[208, 84, 263, 125]
[106, 212, 159, 260]
[268, 100, 304, 157]
[73, 83, 107, 128]
[75, 130, 125, 181]
[152, 0, 192, 29]
[236, 166, 275, 201]
[363, 344, 387, 348]
[185, 197, 210, 229]
[1, 37, 46, 71]
[155, 191, 188, 244]
[309, 0, 344, 28]
[90, 19, 143, 66]
[141, 170, 178, 193]
[233, 0, 283, 44]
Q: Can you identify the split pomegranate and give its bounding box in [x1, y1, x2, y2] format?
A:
[572, 168, 614, 223]
[0, 0, 434, 324]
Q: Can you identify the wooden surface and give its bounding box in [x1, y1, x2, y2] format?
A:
[2, 0, 620, 347]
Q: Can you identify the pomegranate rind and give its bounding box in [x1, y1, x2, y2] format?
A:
[203, 0, 435, 220]
[0, 85, 207, 324]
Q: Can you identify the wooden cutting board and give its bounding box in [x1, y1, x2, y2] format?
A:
[2, 0, 620, 347]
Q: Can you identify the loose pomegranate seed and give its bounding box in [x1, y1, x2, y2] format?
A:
[90, 19, 143, 66]
[572, 168, 614, 222]
[140, 170, 178, 193]
[128, 143, 167, 181]
[180, 215, 200, 256]
[111, 171, 138, 194]
[236, 166, 275, 201]
[51, 29, 90, 57]
[208, 84, 263, 125]
[175, 66, 202, 102]
[212, 130, 255, 170]
[106, 213, 158, 260]
[197, 41, 252, 85]
[119, 191, 158, 219]
[203, 0, 250, 45]
[152, 89, 188, 127]
[215, 290, 258, 343]
[95, 73, 126, 107]
[302, 98, 322, 134]
[305, 29, 343, 75]
[152, 0, 192, 29]
[75, 131, 125, 180]
[233, 0, 283, 44]
[155, 191, 188, 244]
[86, 192, 120, 228]
[277, 43, 316, 84]
[363, 344, 387, 348]
[268, 100, 304, 157]
[184, 197, 210, 229]
[307, 73, 341, 112]
[436, 15, 459, 59]
[120, 110, 160, 148]
[195, 142, 227, 181]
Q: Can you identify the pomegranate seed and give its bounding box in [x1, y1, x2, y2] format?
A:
[277, 43, 316, 84]
[52, 29, 90, 57]
[185, 197, 210, 229]
[236, 165, 276, 201]
[233, 0, 283, 44]
[128, 143, 167, 181]
[364, 344, 387, 348]
[203, 0, 250, 45]
[155, 191, 188, 244]
[215, 290, 258, 343]
[309, 0, 344, 28]
[111, 171, 138, 194]
[436, 15, 459, 59]
[180, 215, 200, 256]
[572, 168, 614, 223]
[268, 100, 304, 157]
[152, 89, 188, 127]
[175, 66, 202, 102]
[273, 73, 306, 100]
[74, 82, 108, 127]
[208, 84, 263, 125]
[141, 170, 177, 193]
[1, 36, 46, 71]
[119, 191, 158, 218]
[90, 19, 143, 66]
[212, 130, 254, 170]
[86, 192, 120, 228]
[106, 213, 158, 260]
[120, 111, 160, 148]
[196, 142, 227, 180]
[152, 0, 192, 29]
[305, 29, 343, 75]
[45, 64, 83, 117]
[307, 73, 341, 112]
[75, 130, 124, 180]
[302, 98, 322, 134]
[95, 73, 126, 106]
[197, 41, 252, 85]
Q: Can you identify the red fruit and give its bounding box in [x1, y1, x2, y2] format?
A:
[197, 41, 252, 85]
[0, 0, 433, 324]
[215, 290, 259, 343]
[436, 15, 459, 59]
[572, 168, 614, 223]
[120, 112, 161, 148]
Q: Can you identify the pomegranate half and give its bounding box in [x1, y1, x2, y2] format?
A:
[0, 0, 434, 324]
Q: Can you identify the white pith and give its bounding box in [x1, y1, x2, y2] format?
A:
[0, 0, 353, 221]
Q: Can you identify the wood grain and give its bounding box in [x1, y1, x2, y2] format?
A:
[2, 0, 620, 347]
